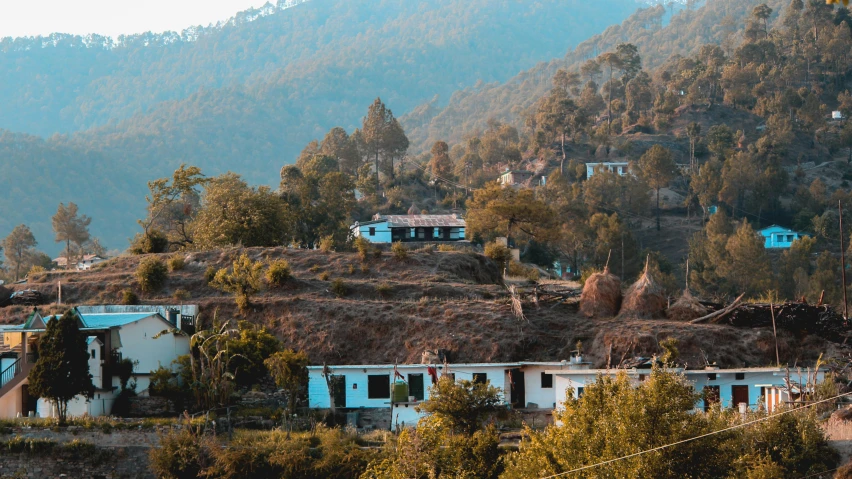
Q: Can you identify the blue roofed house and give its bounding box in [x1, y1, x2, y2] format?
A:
[759, 225, 805, 249]
[351, 214, 466, 243]
[0, 305, 194, 419]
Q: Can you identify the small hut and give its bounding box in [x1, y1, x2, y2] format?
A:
[579, 266, 622, 318]
[667, 289, 708, 322]
[620, 257, 667, 319]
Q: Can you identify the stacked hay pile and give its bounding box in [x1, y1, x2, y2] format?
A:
[620, 259, 666, 319]
[579, 267, 622, 318]
[667, 289, 708, 321]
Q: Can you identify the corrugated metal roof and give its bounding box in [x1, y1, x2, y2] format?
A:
[78, 312, 159, 328]
[384, 215, 465, 228]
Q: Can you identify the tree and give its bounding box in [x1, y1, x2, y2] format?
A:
[417, 376, 503, 436]
[753, 4, 774, 36]
[429, 141, 453, 179]
[705, 124, 735, 160]
[634, 145, 677, 230]
[361, 98, 407, 190]
[224, 321, 282, 387]
[598, 51, 624, 130]
[3, 224, 37, 281]
[264, 349, 309, 415]
[718, 220, 773, 295]
[139, 164, 207, 250]
[536, 89, 585, 174]
[466, 183, 559, 246]
[686, 122, 702, 171]
[28, 311, 95, 425]
[319, 127, 360, 175]
[51, 202, 91, 267]
[210, 253, 265, 312]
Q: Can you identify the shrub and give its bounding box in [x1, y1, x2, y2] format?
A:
[167, 255, 185, 272]
[173, 289, 191, 301]
[392, 241, 409, 260]
[376, 282, 392, 298]
[28, 265, 46, 275]
[266, 259, 292, 286]
[149, 429, 212, 479]
[319, 235, 336, 253]
[347, 264, 356, 275]
[319, 271, 331, 281]
[437, 244, 458, 252]
[354, 237, 371, 261]
[204, 266, 217, 284]
[330, 279, 348, 297]
[130, 230, 169, 255]
[120, 289, 139, 305]
[507, 260, 540, 281]
[136, 258, 168, 293]
[209, 254, 265, 312]
[309, 264, 321, 273]
[484, 242, 512, 272]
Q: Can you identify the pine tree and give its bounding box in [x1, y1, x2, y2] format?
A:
[51, 202, 91, 268]
[634, 145, 677, 231]
[28, 311, 95, 425]
[3, 224, 37, 281]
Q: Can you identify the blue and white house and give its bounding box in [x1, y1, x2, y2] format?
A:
[758, 225, 805, 249]
[308, 361, 825, 430]
[586, 161, 630, 178]
[351, 214, 466, 244]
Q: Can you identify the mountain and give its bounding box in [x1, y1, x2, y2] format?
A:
[0, 0, 639, 254]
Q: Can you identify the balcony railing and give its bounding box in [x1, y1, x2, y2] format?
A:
[0, 359, 21, 388]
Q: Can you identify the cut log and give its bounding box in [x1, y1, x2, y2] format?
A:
[689, 293, 746, 324]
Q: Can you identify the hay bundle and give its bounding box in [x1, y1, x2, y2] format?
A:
[579, 267, 622, 318]
[667, 289, 708, 322]
[620, 259, 666, 319]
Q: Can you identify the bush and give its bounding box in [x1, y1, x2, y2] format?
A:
[354, 237, 371, 262]
[167, 255, 185, 272]
[209, 254, 265, 312]
[136, 258, 169, 293]
[173, 289, 191, 301]
[507, 260, 540, 281]
[319, 271, 330, 281]
[28, 265, 46, 275]
[120, 289, 139, 305]
[319, 235, 336, 253]
[392, 241, 409, 260]
[330, 279, 348, 297]
[266, 259, 292, 286]
[484, 242, 512, 272]
[130, 230, 169, 255]
[149, 429, 212, 479]
[204, 266, 217, 284]
[437, 244, 459, 252]
[376, 282, 392, 298]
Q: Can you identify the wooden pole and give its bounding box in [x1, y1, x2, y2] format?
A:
[770, 303, 780, 367]
[841, 200, 849, 322]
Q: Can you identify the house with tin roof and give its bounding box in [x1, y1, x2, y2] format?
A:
[758, 225, 806, 249]
[351, 214, 466, 243]
[0, 305, 194, 419]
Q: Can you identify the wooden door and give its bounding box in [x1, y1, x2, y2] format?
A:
[732, 385, 749, 408]
[509, 369, 525, 408]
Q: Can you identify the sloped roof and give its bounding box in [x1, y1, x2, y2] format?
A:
[78, 312, 161, 329]
[384, 215, 466, 228]
[758, 224, 801, 235]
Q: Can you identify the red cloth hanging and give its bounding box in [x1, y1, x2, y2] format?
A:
[427, 366, 438, 384]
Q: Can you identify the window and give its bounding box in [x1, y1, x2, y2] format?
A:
[576, 387, 584, 398]
[91, 349, 96, 359]
[639, 374, 646, 381]
[735, 373, 745, 380]
[367, 375, 390, 399]
[368, 227, 376, 236]
[786, 235, 794, 242]
[541, 372, 553, 388]
[707, 373, 716, 381]
[472, 373, 487, 384]
[408, 374, 425, 401]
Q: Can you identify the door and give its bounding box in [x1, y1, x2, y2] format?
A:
[408, 374, 424, 401]
[703, 386, 720, 412]
[330, 375, 346, 408]
[509, 369, 525, 408]
[732, 385, 749, 408]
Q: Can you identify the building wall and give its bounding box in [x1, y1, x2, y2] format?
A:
[0, 385, 23, 418]
[117, 318, 190, 374]
[357, 222, 393, 243]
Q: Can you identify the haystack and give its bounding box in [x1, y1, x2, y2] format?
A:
[579, 267, 622, 318]
[666, 289, 708, 322]
[619, 258, 666, 319]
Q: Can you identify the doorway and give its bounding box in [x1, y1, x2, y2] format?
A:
[732, 385, 749, 408]
[509, 369, 525, 408]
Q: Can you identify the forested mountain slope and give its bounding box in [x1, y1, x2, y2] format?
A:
[402, 0, 786, 151]
[0, 0, 639, 253]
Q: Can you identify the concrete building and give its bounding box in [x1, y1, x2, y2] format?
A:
[758, 225, 805, 249]
[586, 162, 630, 178]
[351, 214, 466, 243]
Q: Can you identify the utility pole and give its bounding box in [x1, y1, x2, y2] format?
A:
[841, 200, 849, 322]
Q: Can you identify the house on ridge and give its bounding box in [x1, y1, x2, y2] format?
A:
[499, 169, 534, 188]
[351, 214, 466, 243]
[758, 225, 805, 249]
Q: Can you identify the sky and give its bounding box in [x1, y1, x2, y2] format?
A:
[0, 0, 272, 39]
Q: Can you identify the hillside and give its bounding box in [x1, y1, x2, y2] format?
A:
[0, 0, 640, 254]
[1, 247, 844, 367]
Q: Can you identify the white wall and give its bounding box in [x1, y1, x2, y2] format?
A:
[0, 385, 23, 418]
[117, 317, 190, 374]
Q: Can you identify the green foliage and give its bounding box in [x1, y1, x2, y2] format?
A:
[3, 224, 38, 281]
[266, 259, 292, 287]
[483, 242, 512, 272]
[225, 321, 283, 387]
[148, 428, 213, 479]
[130, 230, 170, 254]
[330, 278, 348, 297]
[354, 237, 371, 262]
[135, 257, 169, 293]
[167, 255, 185, 271]
[204, 265, 217, 285]
[264, 349, 309, 415]
[319, 271, 331, 281]
[173, 288, 191, 301]
[416, 376, 503, 436]
[28, 311, 95, 426]
[391, 241, 408, 261]
[210, 253, 265, 311]
[119, 289, 139, 305]
[507, 260, 539, 281]
[375, 282, 393, 298]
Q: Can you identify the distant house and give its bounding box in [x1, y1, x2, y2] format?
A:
[499, 170, 534, 188]
[758, 225, 805, 249]
[53, 254, 106, 271]
[0, 305, 195, 419]
[351, 214, 466, 243]
[586, 162, 629, 178]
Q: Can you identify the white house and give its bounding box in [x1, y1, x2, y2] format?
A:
[53, 254, 106, 271]
[308, 361, 824, 430]
[0, 305, 194, 419]
[758, 225, 805, 249]
[351, 214, 466, 244]
[586, 162, 630, 178]
[499, 170, 534, 188]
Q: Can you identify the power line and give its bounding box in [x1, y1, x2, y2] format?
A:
[537, 390, 852, 479]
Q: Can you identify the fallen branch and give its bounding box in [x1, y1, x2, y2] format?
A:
[689, 292, 746, 324]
